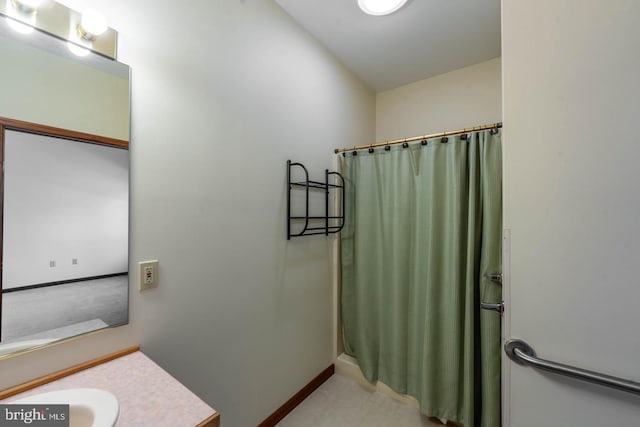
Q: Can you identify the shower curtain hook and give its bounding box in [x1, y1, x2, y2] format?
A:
[384, 141, 391, 151]
[368, 145, 375, 153]
[402, 138, 408, 149]
[441, 131, 449, 143]
[352, 146, 358, 156]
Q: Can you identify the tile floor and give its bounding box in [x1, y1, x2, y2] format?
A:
[277, 374, 446, 427]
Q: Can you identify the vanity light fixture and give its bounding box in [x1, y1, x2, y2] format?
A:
[358, 0, 409, 16]
[77, 9, 107, 40]
[0, 0, 118, 59]
[4, 0, 40, 35]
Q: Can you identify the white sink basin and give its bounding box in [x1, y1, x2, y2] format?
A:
[10, 388, 119, 427]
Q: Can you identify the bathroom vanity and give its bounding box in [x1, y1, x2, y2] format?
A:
[0, 346, 220, 426]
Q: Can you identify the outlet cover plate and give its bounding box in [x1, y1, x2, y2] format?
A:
[138, 260, 159, 291]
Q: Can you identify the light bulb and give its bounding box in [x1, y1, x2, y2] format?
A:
[80, 9, 108, 38]
[358, 0, 409, 16]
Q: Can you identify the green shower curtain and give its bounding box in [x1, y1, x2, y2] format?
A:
[341, 130, 502, 427]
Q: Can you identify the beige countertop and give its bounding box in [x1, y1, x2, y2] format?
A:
[1, 351, 219, 426]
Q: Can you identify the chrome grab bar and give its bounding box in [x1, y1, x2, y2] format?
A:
[505, 339, 640, 395]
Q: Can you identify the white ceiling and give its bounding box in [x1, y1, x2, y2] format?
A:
[275, 0, 501, 92]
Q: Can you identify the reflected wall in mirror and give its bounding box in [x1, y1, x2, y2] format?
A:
[0, 18, 130, 358]
[1, 124, 129, 350]
[0, 20, 129, 140]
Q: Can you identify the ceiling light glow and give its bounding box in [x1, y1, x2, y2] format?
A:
[358, 0, 408, 16]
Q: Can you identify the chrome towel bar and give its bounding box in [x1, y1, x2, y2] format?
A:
[505, 339, 640, 396]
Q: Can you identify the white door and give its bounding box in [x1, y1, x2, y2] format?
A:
[502, 1, 640, 426]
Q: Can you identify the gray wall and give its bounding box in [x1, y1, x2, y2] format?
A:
[0, 1, 375, 426]
[3, 130, 128, 289]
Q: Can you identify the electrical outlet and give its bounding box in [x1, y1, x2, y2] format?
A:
[143, 266, 153, 285]
[49, 260, 56, 267]
[138, 260, 159, 291]
[72, 258, 78, 265]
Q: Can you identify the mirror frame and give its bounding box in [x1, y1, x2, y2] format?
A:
[0, 116, 129, 352]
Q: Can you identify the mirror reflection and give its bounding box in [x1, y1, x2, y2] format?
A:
[0, 19, 130, 357]
[2, 130, 129, 345]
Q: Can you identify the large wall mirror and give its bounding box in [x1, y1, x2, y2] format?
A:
[0, 19, 130, 357]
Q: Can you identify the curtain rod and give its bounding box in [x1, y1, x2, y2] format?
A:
[334, 122, 503, 154]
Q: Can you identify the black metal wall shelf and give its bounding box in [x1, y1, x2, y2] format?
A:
[287, 160, 345, 239]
